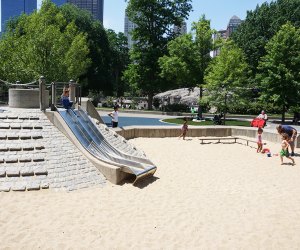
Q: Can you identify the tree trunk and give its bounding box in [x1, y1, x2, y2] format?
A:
[223, 91, 227, 125]
[148, 93, 153, 110]
[198, 86, 203, 119]
[281, 105, 285, 123]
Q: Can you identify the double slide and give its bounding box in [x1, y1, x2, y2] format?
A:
[58, 107, 156, 183]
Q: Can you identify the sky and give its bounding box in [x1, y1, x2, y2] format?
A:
[104, 0, 273, 33]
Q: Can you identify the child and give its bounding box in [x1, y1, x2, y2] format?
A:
[61, 87, 73, 109]
[257, 127, 263, 153]
[280, 133, 295, 165]
[178, 118, 188, 140]
[108, 105, 119, 128]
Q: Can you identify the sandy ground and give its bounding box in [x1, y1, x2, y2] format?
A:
[1, 137, 300, 249]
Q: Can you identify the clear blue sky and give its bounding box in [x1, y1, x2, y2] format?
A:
[104, 0, 273, 33]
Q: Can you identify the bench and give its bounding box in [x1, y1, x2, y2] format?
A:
[199, 137, 238, 144]
[235, 137, 258, 147]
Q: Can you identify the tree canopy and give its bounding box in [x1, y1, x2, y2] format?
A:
[123, 0, 192, 108]
[159, 16, 214, 89]
[257, 23, 300, 122]
[232, 0, 300, 76]
[0, 0, 90, 83]
[205, 40, 250, 116]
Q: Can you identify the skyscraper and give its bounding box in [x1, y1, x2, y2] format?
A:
[67, 0, 103, 23]
[1, 0, 37, 32]
[124, 14, 137, 49]
[226, 15, 242, 37]
[0, 0, 103, 33]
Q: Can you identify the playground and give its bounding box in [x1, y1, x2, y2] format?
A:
[1, 137, 300, 249]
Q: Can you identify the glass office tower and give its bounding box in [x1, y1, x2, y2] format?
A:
[1, 0, 36, 32]
[0, 0, 103, 33]
[67, 0, 103, 23]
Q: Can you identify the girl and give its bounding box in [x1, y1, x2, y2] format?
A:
[280, 133, 295, 165]
[257, 127, 263, 153]
[178, 118, 188, 140]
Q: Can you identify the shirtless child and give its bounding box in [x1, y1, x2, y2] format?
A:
[280, 133, 295, 165]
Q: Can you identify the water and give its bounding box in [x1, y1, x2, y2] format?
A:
[101, 116, 176, 127]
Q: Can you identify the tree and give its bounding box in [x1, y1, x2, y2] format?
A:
[60, 3, 112, 95]
[0, 0, 90, 83]
[232, 0, 300, 77]
[106, 29, 130, 96]
[123, 0, 192, 109]
[159, 34, 197, 88]
[205, 40, 249, 123]
[257, 23, 300, 122]
[159, 16, 215, 117]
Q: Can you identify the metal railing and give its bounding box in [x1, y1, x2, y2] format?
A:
[50, 80, 81, 111]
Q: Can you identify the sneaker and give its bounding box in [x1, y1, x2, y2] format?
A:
[291, 152, 295, 156]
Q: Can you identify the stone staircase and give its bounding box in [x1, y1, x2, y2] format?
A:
[0, 108, 106, 192]
[96, 122, 147, 158]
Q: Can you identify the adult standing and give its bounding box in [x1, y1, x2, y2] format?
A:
[276, 124, 297, 156]
[108, 105, 119, 128]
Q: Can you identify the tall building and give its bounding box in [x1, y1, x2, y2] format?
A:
[226, 15, 242, 37]
[67, 0, 103, 23]
[124, 14, 137, 49]
[0, 0, 37, 32]
[0, 0, 103, 33]
[212, 16, 242, 57]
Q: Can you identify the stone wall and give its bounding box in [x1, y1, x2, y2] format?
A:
[9, 89, 49, 108]
[115, 126, 300, 148]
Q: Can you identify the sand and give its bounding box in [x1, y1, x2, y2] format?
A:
[1, 137, 300, 249]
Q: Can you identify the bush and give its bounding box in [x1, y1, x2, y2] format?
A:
[164, 103, 189, 112]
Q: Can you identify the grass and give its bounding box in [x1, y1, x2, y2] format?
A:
[162, 118, 251, 127]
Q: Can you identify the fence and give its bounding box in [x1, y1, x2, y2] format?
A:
[0, 78, 81, 110]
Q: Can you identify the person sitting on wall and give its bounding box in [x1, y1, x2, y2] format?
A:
[257, 110, 268, 121]
[61, 87, 73, 109]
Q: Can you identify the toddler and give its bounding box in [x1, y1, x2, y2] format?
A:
[257, 127, 263, 153]
[178, 118, 188, 140]
[280, 133, 295, 165]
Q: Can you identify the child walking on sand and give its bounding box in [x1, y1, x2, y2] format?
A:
[178, 118, 188, 140]
[257, 127, 263, 153]
[280, 133, 295, 165]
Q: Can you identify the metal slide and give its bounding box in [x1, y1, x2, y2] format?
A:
[58, 107, 156, 183]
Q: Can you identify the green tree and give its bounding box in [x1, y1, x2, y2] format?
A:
[123, 0, 192, 109]
[60, 3, 112, 95]
[205, 40, 249, 123]
[159, 34, 196, 88]
[257, 23, 300, 122]
[159, 16, 215, 117]
[106, 29, 130, 96]
[232, 0, 300, 77]
[0, 0, 90, 83]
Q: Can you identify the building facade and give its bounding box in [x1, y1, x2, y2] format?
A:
[226, 15, 242, 37]
[212, 16, 242, 57]
[124, 14, 137, 49]
[0, 0, 103, 33]
[1, 0, 36, 32]
[67, 0, 103, 23]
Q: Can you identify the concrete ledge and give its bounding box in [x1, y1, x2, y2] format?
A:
[115, 125, 300, 148]
[81, 98, 104, 124]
